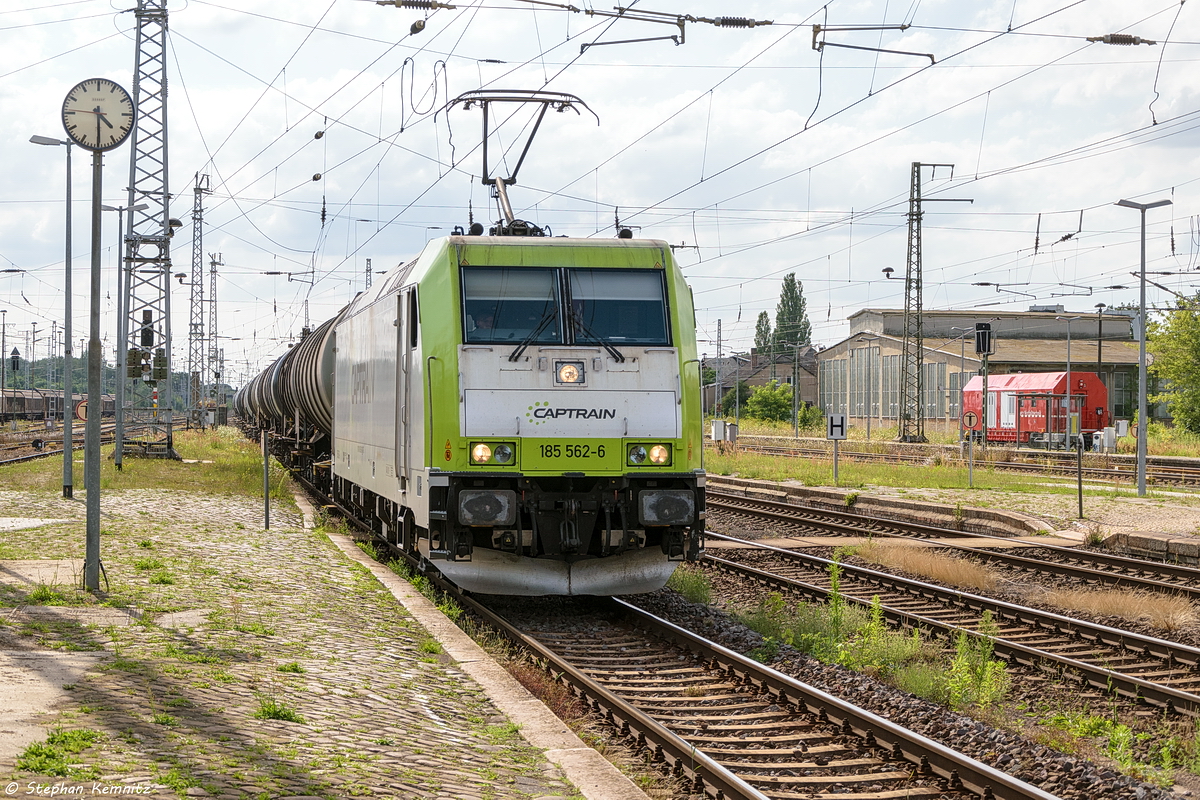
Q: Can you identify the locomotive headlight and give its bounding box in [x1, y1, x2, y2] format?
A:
[470, 442, 516, 465]
[556, 361, 585, 384]
[648, 444, 671, 465]
[627, 445, 648, 465]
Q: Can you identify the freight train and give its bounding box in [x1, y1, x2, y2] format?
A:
[235, 233, 706, 595]
[0, 389, 115, 421]
[961, 371, 1108, 449]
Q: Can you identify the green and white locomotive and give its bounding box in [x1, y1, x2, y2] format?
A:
[236, 232, 705, 595]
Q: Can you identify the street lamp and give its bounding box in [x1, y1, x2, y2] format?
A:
[856, 336, 880, 439]
[1116, 197, 1172, 497]
[1, 309, 5, 426]
[31, 134, 75, 497]
[1056, 315, 1081, 446]
[731, 354, 750, 427]
[1095, 303, 1108, 423]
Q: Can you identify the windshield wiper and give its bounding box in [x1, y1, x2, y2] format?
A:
[569, 306, 625, 363]
[508, 309, 558, 362]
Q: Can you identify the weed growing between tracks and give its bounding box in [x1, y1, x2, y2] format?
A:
[666, 563, 711, 604]
[852, 540, 1000, 593]
[731, 556, 1009, 708]
[1042, 586, 1197, 631]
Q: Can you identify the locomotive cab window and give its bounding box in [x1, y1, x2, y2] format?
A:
[567, 269, 669, 346]
[461, 265, 670, 347]
[462, 267, 562, 345]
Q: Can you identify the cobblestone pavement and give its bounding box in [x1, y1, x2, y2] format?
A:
[0, 488, 580, 799]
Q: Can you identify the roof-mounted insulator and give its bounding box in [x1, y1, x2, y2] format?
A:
[1087, 33, 1157, 45]
[375, 0, 457, 9]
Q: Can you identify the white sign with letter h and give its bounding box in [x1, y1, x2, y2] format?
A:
[826, 413, 847, 440]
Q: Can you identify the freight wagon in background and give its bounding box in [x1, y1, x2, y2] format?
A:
[0, 389, 116, 422]
[961, 371, 1110, 449]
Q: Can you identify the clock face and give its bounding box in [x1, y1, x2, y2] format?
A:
[61, 78, 134, 151]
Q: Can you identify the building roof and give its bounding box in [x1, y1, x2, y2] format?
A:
[962, 372, 1098, 393]
[970, 337, 1140, 366]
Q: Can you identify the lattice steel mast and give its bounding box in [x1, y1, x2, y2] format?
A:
[187, 173, 210, 426]
[898, 162, 970, 443]
[117, 0, 178, 459]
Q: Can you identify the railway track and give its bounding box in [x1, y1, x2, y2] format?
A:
[275, 446, 1172, 799]
[0, 422, 127, 466]
[706, 486, 1200, 601]
[291, 466, 1051, 800]
[719, 439, 1200, 486]
[706, 535, 1200, 717]
[469, 594, 1055, 800]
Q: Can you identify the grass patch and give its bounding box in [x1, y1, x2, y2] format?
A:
[417, 637, 443, 655]
[17, 728, 103, 778]
[1043, 586, 1196, 630]
[134, 556, 165, 571]
[852, 540, 999, 593]
[732, 557, 1009, 712]
[276, 661, 305, 674]
[666, 564, 711, 604]
[253, 694, 305, 723]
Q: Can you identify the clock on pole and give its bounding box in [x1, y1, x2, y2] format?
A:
[61, 76, 134, 591]
[61, 78, 134, 152]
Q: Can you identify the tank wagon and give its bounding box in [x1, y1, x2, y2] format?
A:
[961, 371, 1108, 449]
[236, 234, 705, 595]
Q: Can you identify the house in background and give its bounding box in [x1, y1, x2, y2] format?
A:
[701, 345, 819, 416]
[815, 306, 1153, 438]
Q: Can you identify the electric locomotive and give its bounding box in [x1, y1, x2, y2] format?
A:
[237, 232, 705, 595]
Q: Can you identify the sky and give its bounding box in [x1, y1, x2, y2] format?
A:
[2, 0, 1199, 386]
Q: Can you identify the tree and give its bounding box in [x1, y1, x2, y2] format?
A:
[774, 273, 811, 350]
[744, 380, 793, 422]
[1148, 301, 1200, 432]
[754, 311, 773, 359]
[720, 381, 751, 414]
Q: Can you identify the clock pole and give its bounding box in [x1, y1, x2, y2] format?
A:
[83, 147, 103, 591]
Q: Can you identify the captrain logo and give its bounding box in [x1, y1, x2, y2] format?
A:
[525, 401, 617, 426]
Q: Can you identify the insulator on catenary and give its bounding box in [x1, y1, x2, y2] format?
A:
[715, 17, 769, 28]
[1087, 33, 1157, 45]
[377, 0, 456, 9]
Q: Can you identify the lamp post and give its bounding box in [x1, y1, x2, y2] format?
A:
[1, 309, 5, 425]
[30, 135, 75, 497]
[731, 354, 750, 427]
[1116, 197, 1172, 497]
[1095, 302, 1108, 423]
[100, 202, 148, 471]
[856, 336, 880, 439]
[1056, 315, 1081, 446]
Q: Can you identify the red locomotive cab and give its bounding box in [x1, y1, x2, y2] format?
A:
[961, 371, 1108, 450]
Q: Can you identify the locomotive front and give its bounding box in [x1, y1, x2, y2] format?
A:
[422, 236, 704, 594]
